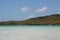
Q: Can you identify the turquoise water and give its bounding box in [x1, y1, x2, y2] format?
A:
[0, 25, 60, 40]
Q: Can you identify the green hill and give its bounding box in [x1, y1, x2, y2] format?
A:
[0, 14, 60, 25]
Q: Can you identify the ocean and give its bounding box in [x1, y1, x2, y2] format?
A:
[0, 25, 60, 40]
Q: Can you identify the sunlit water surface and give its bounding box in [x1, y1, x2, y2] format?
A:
[0, 25, 60, 40]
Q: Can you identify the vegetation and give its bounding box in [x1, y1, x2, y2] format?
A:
[0, 14, 60, 25]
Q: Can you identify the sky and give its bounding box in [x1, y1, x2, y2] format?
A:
[0, 0, 60, 21]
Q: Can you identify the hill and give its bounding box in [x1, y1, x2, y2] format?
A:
[0, 14, 60, 25]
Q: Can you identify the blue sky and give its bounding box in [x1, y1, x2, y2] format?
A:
[0, 0, 60, 21]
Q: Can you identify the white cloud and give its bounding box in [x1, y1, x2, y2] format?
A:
[59, 9, 60, 11]
[26, 15, 35, 19]
[58, 12, 60, 14]
[28, 15, 35, 18]
[20, 7, 30, 12]
[35, 7, 48, 13]
[58, 8, 60, 14]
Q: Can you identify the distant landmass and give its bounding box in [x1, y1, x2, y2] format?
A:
[0, 14, 60, 25]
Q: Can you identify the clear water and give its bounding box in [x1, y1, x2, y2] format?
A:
[0, 25, 60, 40]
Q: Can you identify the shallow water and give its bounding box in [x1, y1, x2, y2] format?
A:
[0, 25, 60, 40]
